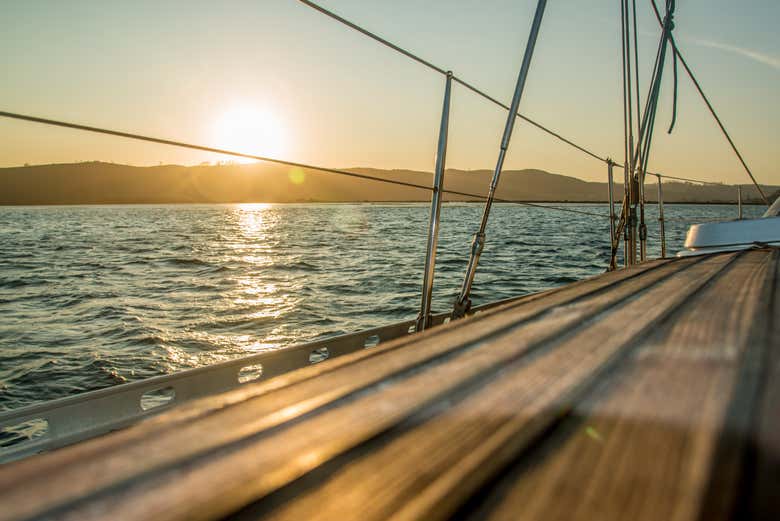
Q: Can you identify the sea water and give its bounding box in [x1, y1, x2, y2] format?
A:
[0, 203, 762, 411]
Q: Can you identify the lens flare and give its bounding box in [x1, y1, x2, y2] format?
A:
[288, 167, 305, 185]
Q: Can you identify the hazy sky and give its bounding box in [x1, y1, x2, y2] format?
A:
[1, 0, 778, 184]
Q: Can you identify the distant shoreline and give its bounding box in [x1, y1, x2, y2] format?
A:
[1, 162, 775, 206]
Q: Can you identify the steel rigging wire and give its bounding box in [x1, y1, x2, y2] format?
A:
[0, 111, 608, 219]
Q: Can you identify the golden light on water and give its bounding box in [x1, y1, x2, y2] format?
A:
[213, 105, 288, 163]
[198, 202, 301, 361]
[237, 203, 273, 237]
[234, 203, 291, 313]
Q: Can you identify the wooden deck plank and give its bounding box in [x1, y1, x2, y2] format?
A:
[231, 253, 736, 521]
[740, 249, 780, 520]
[459, 250, 775, 521]
[0, 259, 676, 521]
[4, 257, 706, 521]
[0, 251, 775, 521]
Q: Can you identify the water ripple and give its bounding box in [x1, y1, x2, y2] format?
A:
[0, 202, 760, 410]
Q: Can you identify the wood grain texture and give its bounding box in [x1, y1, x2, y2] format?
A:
[740, 249, 780, 520]
[238, 253, 735, 521]
[0, 251, 777, 521]
[461, 250, 775, 521]
[11, 259, 700, 521]
[0, 259, 673, 521]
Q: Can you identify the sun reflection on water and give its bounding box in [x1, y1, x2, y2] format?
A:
[229, 204, 297, 355]
[234, 280, 287, 314]
[237, 203, 273, 238]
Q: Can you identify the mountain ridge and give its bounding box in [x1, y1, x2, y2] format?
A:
[0, 162, 774, 205]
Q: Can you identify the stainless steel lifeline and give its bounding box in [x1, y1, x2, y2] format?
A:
[452, 0, 548, 319]
[416, 72, 453, 332]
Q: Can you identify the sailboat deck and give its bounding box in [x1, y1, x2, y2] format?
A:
[0, 248, 777, 521]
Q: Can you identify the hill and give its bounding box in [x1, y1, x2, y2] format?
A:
[0, 162, 775, 205]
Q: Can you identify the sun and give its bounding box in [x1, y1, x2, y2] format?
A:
[213, 104, 288, 163]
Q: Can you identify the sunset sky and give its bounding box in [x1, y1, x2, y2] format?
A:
[1, 0, 778, 185]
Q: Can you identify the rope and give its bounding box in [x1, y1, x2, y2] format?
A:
[667, 45, 679, 133]
[608, 166, 722, 186]
[4, 2, 741, 218]
[441, 190, 609, 219]
[634, 0, 672, 177]
[617, 0, 639, 265]
[620, 0, 636, 178]
[496, 200, 608, 218]
[631, 0, 642, 140]
[649, 0, 769, 206]
[294, 0, 610, 164]
[0, 111, 608, 219]
[299, 0, 745, 192]
[296, 0, 755, 267]
[295, 0, 447, 75]
[451, 76, 610, 163]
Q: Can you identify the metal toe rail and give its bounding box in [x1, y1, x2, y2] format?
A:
[0, 321, 412, 463]
[0, 296, 525, 464]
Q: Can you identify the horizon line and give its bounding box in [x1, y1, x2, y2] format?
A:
[2, 160, 774, 188]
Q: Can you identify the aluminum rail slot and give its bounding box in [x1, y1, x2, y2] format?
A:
[0, 320, 413, 463]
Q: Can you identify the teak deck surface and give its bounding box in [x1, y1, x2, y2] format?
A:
[0, 248, 777, 521]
